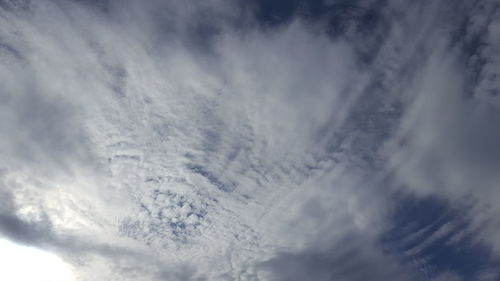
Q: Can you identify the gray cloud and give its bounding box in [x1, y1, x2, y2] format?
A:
[258, 234, 411, 281]
[0, 188, 54, 245]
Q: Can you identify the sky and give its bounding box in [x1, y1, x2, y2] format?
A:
[0, 0, 500, 280]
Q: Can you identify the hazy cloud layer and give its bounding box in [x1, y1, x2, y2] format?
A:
[0, 0, 499, 280]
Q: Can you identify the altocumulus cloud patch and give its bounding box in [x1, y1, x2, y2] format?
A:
[0, 0, 500, 280]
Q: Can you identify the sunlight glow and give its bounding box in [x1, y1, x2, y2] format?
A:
[0, 238, 75, 281]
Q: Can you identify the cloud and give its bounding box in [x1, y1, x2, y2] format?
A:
[258, 234, 411, 281]
[0, 0, 499, 280]
[382, 0, 500, 254]
[0, 188, 54, 245]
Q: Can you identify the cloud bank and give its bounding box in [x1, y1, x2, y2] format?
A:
[0, 0, 499, 280]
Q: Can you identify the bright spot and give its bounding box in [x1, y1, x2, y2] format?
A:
[0, 238, 75, 281]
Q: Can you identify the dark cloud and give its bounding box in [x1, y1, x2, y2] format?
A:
[0, 212, 53, 245]
[0, 190, 52, 245]
[259, 234, 411, 281]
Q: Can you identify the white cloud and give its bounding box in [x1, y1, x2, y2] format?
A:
[1, 0, 499, 280]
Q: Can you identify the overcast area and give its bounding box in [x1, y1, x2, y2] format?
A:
[1, 0, 500, 280]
